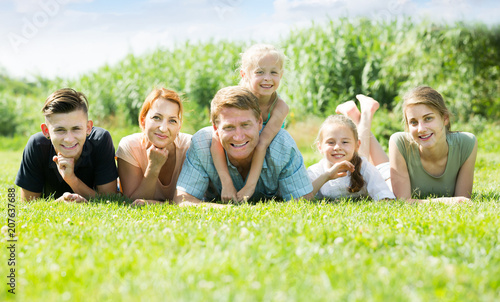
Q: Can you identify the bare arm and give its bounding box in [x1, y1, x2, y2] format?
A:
[416, 139, 477, 204]
[210, 133, 237, 202]
[63, 175, 98, 199]
[173, 189, 226, 208]
[173, 189, 202, 205]
[310, 161, 354, 196]
[260, 98, 289, 148]
[21, 154, 115, 203]
[53, 154, 99, 199]
[389, 136, 412, 200]
[96, 180, 118, 195]
[21, 188, 89, 203]
[131, 199, 169, 206]
[389, 137, 473, 205]
[237, 99, 289, 201]
[61, 177, 116, 203]
[118, 142, 170, 200]
[299, 192, 314, 201]
[454, 139, 478, 199]
[118, 158, 159, 200]
[311, 174, 330, 197]
[20, 188, 41, 202]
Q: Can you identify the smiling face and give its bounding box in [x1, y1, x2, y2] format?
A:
[142, 98, 181, 149]
[242, 53, 283, 99]
[318, 123, 360, 168]
[405, 104, 449, 149]
[41, 109, 92, 160]
[214, 107, 263, 164]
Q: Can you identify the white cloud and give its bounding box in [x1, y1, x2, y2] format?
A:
[128, 29, 172, 54]
[272, 0, 500, 24]
[421, 0, 500, 24]
[12, 0, 93, 14]
[273, 0, 377, 21]
[0, 0, 498, 79]
[1, 30, 131, 80]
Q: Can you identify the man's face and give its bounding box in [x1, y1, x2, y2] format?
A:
[41, 109, 92, 161]
[214, 107, 262, 164]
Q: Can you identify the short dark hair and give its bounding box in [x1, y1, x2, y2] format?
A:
[42, 88, 89, 116]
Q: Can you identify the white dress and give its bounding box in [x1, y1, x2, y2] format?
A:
[307, 158, 395, 201]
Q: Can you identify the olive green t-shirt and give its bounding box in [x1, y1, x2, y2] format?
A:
[393, 131, 476, 198]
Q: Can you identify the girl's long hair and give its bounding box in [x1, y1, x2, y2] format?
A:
[402, 86, 452, 134]
[316, 115, 365, 193]
[401, 86, 453, 153]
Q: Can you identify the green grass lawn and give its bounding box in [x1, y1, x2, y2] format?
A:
[1, 128, 499, 301]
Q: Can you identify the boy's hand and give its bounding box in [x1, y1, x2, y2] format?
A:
[53, 153, 77, 183]
[56, 192, 88, 203]
[326, 160, 355, 180]
[131, 199, 146, 207]
[131, 199, 163, 206]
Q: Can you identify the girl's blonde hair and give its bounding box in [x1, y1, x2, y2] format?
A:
[316, 115, 365, 193]
[239, 44, 286, 87]
[402, 86, 452, 133]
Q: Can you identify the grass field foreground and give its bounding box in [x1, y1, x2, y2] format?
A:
[1, 199, 499, 301]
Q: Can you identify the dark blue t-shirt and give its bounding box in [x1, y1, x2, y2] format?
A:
[15, 127, 118, 199]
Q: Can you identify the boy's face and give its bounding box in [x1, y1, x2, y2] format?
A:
[41, 109, 93, 161]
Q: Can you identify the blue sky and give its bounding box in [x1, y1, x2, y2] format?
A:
[1, 0, 498, 79]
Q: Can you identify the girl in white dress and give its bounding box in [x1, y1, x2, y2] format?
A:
[307, 113, 394, 201]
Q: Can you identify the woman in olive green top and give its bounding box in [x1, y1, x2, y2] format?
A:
[389, 86, 478, 204]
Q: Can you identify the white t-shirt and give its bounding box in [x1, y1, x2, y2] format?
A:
[307, 158, 395, 201]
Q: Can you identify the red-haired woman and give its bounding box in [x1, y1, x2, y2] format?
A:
[116, 88, 191, 205]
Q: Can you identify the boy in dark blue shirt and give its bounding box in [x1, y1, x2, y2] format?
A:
[15, 88, 118, 202]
